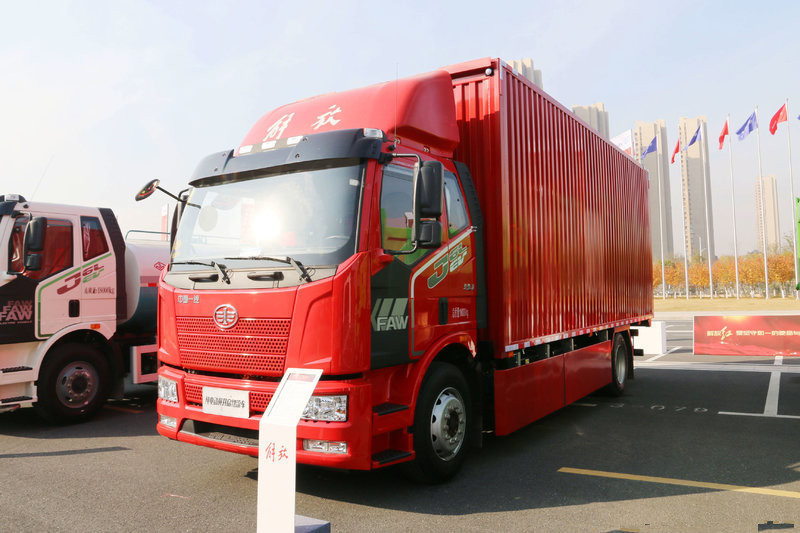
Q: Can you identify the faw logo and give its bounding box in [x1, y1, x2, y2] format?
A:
[371, 297, 409, 332]
[0, 300, 33, 323]
[57, 264, 105, 295]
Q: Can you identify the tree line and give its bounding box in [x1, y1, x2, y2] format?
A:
[653, 252, 797, 297]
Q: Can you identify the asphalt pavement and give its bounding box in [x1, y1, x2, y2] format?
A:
[1, 320, 799, 532]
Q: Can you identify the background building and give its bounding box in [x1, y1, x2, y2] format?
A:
[572, 103, 609, 139]
[633, 120, 674, 262]
[755, 174, 781, 253]
[679, 116, 715, 260]
[508, 58, 543, 89]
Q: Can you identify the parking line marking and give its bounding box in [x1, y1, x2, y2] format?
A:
[645, 346, 682, 362]
[764, 371, 781, 417]
[573, 402, 597, 407]
[666, 330, 693, 333]
[558, 467, 800, 499]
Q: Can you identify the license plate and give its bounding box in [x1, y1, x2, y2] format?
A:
[202, 387, 249, 418]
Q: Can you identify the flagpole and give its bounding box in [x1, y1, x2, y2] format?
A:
[726, 114, 741, 299]
[755, 106, 770, 299]
[680, 124, 690, 300]
[655, 133, 667, 299]
[786, 98, 798, 298]
[700, 120, 714, 298]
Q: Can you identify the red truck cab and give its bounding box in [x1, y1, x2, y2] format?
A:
[156, 59, 651, 482]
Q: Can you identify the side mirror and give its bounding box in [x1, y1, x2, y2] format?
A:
[25, 254, 42, 271]
[417, 220, 442, 249]
[24, 217, 47, 252]
[135, 179, 160, 201]
[416, 161, 444, 218]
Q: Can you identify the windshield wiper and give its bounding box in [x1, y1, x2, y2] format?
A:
[224, 255, 313, 283]
[171, 260, 231, 284]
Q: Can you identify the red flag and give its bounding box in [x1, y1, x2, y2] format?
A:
[769, 103, 788, 135]
[718, 119, 729, 150]
[670, 140, 679, 164]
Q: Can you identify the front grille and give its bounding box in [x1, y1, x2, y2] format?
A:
[184, 383, 274, 416]
[176, 317, 289, 376]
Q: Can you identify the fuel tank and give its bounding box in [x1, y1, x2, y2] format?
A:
[118, 238, 169, 333]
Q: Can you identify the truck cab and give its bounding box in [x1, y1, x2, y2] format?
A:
[0, 195, 167, 421]
[156, 71, 480, 480]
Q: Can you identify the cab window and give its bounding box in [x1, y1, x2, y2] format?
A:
[444, 173, 469, 237]
[379, 165, 429, 265]
[81, 216, 109, 261]
[8, 217, 74, 281]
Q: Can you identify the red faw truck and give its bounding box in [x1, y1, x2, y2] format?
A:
[153, 57, 652, 482]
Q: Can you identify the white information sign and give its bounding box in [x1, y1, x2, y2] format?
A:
[202, 386, 249, 418]
[257, 368, 322, 533]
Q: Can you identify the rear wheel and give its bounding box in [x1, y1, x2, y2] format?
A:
[35, 343, 109, 424]
[608, 334, 629, 396]
[404, 362, 471, 484]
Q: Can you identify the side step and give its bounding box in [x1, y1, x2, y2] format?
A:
[1, 396, 33, 404]
[1, 366, 33, 373]
[372, 449, 412, 465]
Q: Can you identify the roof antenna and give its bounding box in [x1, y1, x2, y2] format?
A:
[392, 62, 398, 151]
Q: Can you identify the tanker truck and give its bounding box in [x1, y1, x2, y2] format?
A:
[0, 194, 169, 423]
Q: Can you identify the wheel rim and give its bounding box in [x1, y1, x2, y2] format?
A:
[429, 387, 466, 461]
[56, 361, 99, 408]
[614, 345, 627, 385]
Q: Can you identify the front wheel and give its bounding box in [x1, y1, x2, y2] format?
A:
[35, 343, 109, 424]
[404, 362, 471, 484]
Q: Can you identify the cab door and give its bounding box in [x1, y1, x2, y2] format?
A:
[1, 213, 78, 340]
[28, 213, 81, 339]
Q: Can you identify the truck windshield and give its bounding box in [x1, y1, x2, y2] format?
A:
[172, 163, 364, 268]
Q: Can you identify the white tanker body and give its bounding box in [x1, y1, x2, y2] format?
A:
[0, 195, 169, 422]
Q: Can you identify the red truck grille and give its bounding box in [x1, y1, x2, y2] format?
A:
[184, 383, 274, 415]
[176, 317, 290, 376]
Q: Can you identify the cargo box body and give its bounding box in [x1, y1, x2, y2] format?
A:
[446, 58, 652, 355]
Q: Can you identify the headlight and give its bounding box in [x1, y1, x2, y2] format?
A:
[158, 376, 178, 403]
[302, 395, 347, 422]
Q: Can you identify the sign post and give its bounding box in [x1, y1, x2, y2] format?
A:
[257, 368, 322, 533]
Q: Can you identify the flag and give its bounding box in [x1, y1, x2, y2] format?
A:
[686, 125, 702, 149]
[737, 112, 757, 140]
[718, 119, 729, 150]
[769, 103, 788, 135]
[641, 135, 657, 161]
[611, 129, 633, 156]
[670, 140, 680, 164]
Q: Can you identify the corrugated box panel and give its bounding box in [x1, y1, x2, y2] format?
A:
[448, 58, 652, 353]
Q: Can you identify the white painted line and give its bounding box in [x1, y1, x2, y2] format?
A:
[764, 372, 781, 416]
[643, 346, 683, 362]
[636, 362, 800, 374]
[718, 411, 800, 420]
[573, 402, 597, 407]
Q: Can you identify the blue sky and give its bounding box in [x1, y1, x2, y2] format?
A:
[1, 0, 799, 255]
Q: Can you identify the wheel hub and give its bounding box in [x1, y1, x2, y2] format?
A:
[429, 387, 466, 461]
[56, 362, 98, 407]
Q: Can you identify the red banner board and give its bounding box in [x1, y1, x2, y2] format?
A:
[693, 315, 800, 356]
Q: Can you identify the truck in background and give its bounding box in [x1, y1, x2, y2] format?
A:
[0, 194, 169, 423]
[152, 57, 652, 482]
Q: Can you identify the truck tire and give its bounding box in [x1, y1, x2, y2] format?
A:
[608, 334, 629, 396]
[404, 362, 471, 484]
[35, 343, 109, 424]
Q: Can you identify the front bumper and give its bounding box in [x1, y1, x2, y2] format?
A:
[156, 366, 373, 470]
